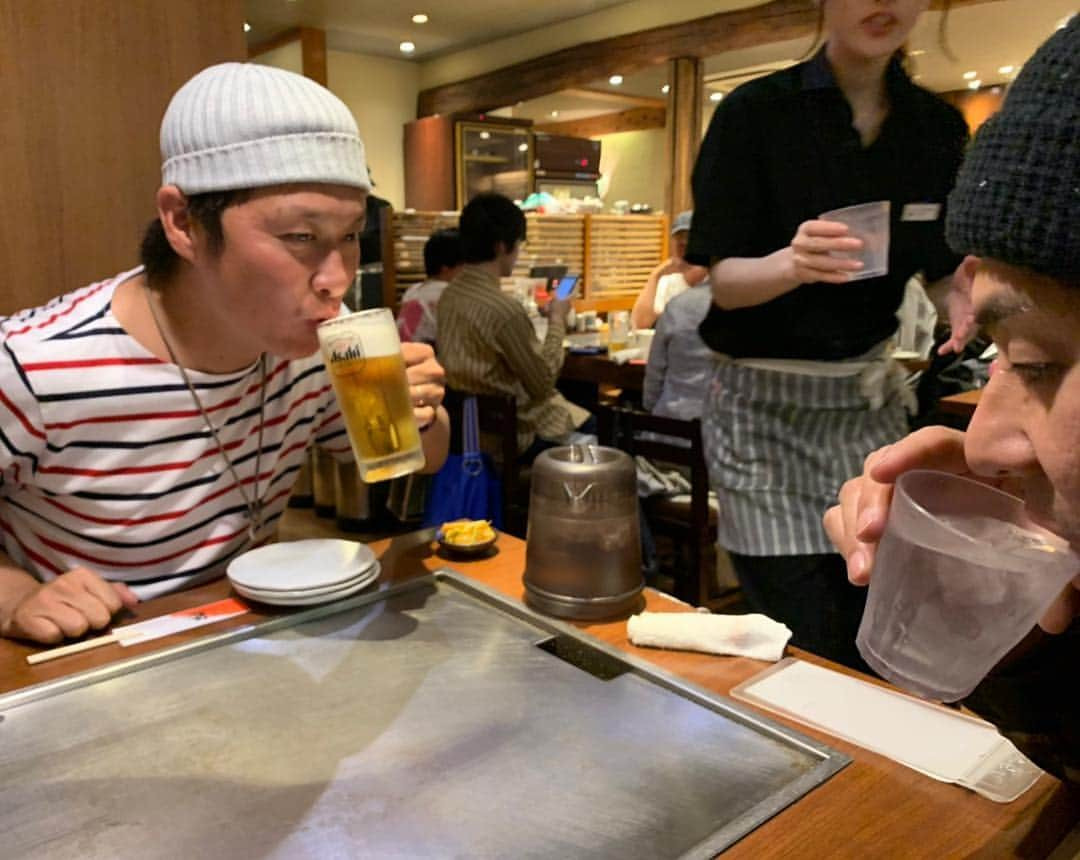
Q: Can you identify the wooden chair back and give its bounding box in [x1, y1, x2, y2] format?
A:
[603, 406, 722, 607]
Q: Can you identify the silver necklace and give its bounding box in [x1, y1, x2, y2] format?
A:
[144, 286, 267, 543]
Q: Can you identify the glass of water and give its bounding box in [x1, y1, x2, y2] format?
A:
[856, 470, 1078, 702]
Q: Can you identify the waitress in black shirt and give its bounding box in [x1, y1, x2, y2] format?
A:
[685, 0, 967, 668]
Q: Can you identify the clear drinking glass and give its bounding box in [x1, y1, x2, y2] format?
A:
[856, 470, 1079, 702]
[317, 309, 425, 482]
[820, 200, 891, 281]
[608, 310, 631, 352]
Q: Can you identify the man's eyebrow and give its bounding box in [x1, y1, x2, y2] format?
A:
[975, 294, 1034, 329]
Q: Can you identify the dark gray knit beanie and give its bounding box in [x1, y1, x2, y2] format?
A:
[946, 17, 1079, 281]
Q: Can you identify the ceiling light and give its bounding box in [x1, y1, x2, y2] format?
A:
[479, 131, 491, 140]
[412, 13, 429, 24]
[661, 84, 670, 94]
[962, 70, 977, 80]
[990, 86, 1002, 95]
[550, 110, 559, 118]
[909, 49, 926, 57]
[608, 75, 623, 86]
[243, 21, 251, 32]
[709, 92, 724, 102]
[399, 41, 416, 54]
[968, 79, 982, 90]
[998, 65, 1015, 75]
[518, 143, 528, 152]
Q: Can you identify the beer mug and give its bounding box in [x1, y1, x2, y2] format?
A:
[608, 310, 630, 352]
[317, 309, 425, 482]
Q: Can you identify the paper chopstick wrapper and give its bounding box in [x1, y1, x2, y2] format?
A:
[113, 597, 249, 645]
[27, 598, 250, 664]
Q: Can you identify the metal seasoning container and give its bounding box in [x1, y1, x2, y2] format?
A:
[523, 445, 643, 620]
[287, 453, 314, 508]
[312, 446, 338, 518]
[334, 459, 374, 532]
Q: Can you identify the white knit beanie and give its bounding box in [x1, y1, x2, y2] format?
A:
[160, 62, 371, 194]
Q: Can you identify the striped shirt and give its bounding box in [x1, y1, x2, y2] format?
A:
[436, 265, 589, 453]
[0, 268, 351, 599]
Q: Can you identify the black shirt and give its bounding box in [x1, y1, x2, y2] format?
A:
[687, 48, 968, 361]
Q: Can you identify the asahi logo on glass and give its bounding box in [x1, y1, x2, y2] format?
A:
[327, 339, 365, 363]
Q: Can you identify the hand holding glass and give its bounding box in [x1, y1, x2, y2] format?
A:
[857, 470, 1079, 702]
[819, 200, 891, 281]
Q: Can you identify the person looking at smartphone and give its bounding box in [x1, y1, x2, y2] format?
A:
[437, 193, 595, 462]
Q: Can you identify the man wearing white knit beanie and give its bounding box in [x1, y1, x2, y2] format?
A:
[0, 63, 449, 644]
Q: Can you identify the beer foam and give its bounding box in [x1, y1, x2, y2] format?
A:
[319, 312, 401, 359]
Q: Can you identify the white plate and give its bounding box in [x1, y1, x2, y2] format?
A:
[233, 563, 381, 606]
[235, 568, 375, 599]
[234, 560, 381, 600]
[227, 539, 376, 592]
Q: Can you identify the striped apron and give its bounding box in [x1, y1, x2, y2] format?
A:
[702, 347, 911, 556]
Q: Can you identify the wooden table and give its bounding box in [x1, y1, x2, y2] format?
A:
[2, 516, 1076, 858]
[560, 350, 646, 395]
[939, 388, 983, 420]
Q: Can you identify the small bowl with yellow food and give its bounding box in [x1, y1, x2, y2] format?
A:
[436, 519, 498, 558]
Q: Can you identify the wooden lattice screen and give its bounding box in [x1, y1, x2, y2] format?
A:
[384, 210, 668, 311]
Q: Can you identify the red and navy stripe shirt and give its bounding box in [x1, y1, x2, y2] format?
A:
[0, 268, 351, 598]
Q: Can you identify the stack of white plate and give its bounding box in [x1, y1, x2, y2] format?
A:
[226, 539, 380, 606]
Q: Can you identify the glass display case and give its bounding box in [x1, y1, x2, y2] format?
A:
[455, 122, 533, 207]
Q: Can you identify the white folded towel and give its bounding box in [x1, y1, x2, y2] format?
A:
[627, 611, 792, 662]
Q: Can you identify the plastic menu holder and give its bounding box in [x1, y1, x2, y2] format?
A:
[731, 658, 1043, 803]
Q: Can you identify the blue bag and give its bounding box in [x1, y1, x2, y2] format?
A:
[423, 395, 503, 529]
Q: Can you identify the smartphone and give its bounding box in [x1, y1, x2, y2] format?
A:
[554, 275, 579, 300]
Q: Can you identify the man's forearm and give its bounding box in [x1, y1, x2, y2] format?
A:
[631, 270, 663, 330]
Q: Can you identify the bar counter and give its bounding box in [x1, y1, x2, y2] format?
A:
[1, 509, 1076, 858]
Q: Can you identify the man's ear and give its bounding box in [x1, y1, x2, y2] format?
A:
[156, 186, 199, 264]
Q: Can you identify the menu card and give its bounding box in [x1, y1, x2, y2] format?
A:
[731, 658, 1043, 803]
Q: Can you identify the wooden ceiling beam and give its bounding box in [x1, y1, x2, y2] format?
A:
[534, 106, 666, 138]
[561, 87, 667, 109]
[417, 0, 1001, 118]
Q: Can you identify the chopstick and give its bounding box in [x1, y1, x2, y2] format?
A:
[26, 632, 120, 665]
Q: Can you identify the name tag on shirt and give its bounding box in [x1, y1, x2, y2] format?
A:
[901, 203, 941, 222]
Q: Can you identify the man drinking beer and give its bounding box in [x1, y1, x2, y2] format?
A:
[0, 63, 449, 644]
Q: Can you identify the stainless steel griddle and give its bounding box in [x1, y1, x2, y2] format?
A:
[0, 571, 849, 859]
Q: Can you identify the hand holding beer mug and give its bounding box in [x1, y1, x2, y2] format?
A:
[318, 309, 426, 482]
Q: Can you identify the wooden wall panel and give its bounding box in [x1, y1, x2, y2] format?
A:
[0, 0, 245, 315]
[403, 115, 456, 211]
